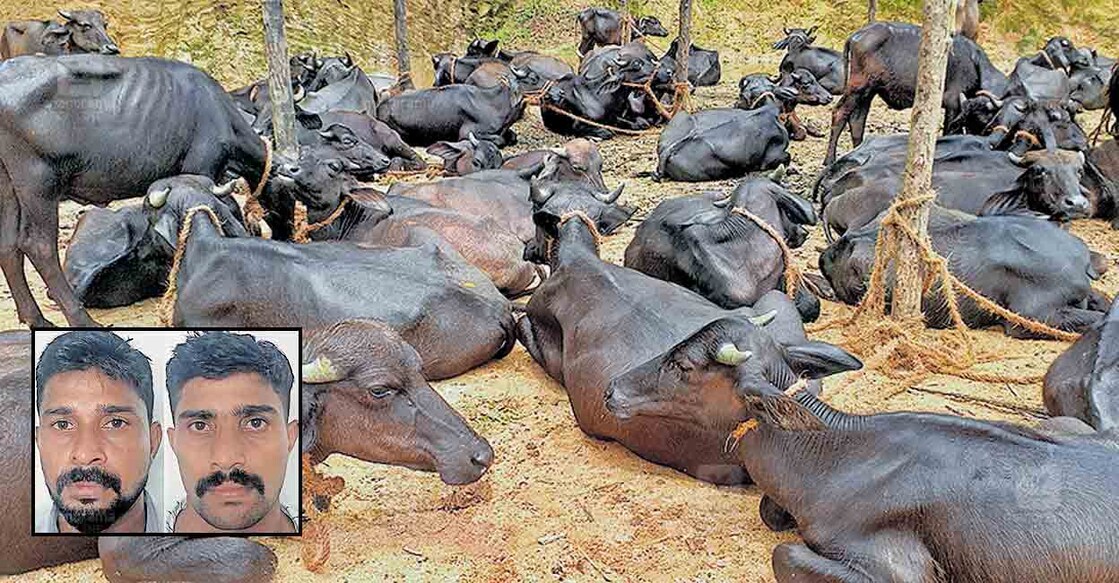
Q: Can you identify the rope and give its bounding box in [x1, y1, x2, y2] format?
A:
[558, 211, 603, 250]
[973, 90, 1001, 101]
[748, 91, 777, 109]
[300, 453, 344, 572]
[292, 196, 352, 244]
[243, 137, 272, 228]
[523, 80, 555, 106]
[538, 102, 662, 136]
[1014, 129, 1041, 149]
[621, 74, 692, 119]
[1090, 105, 1113, 147]
[158, 206, 225, 327]
[728, 205, 809, 300]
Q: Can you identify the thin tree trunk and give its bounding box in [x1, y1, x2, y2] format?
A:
[675, 0, 692, 87]
[620, 0, 630, 44]
[868, 0, 877, 22]
[393, 0, 414, 90]
[262, 0, 297, 158]
[890, 0, 957, 319]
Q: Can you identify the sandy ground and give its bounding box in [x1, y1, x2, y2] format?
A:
[4, 77, 1115, 581]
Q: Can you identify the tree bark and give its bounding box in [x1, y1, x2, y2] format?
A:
[890, 0, 957, 319]
[868, 0, 877, 22]
[675, 0, 692, 88]
[620, 0, 630, 44]
[262, 0, 298, 159]
[393, 0, 414, 90]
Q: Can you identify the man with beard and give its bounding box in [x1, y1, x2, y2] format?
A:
[34, 331, 162, 533]
[166, 331, 298, 533]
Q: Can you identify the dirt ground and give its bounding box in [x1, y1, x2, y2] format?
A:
[4, 72, 1115, 581]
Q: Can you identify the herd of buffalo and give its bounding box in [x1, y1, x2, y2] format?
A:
[3, 4, 1119, 581]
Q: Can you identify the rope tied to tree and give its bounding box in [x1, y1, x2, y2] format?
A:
[292, 195, 352, 244]
[243, 137, 273, 228]
[538, 102, 662, 136]
[158, 206, 225, 327]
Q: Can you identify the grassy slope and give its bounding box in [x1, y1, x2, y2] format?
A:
[2, 0, 1115, 88]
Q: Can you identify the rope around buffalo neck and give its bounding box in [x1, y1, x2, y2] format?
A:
[553, 211, 603, 258]
[749, 91, 778, 110]
[728, 205, 813, 300]
[158, 206, 225, 327]
[292, 196, 352, 244]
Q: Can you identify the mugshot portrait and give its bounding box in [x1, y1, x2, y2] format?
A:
[32, 329, 300, 536]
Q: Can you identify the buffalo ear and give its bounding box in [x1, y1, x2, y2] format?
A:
[784, 341, 862, 379]
[427, 141, 469, 163]
[772, 188, 817, 226]
[484, 39, 500, 56]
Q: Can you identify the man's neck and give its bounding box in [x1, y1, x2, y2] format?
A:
[173, 502, 295, 534]
[59, 491, 147, 534]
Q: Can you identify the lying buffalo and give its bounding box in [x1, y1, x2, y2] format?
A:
[1044, 299, 1119, 432]
[1069, 53, 1112, 111]
[826, 21, 1008, 165]
[656, 103, 791, 182]
[146, 175, 516, 380]
[0, 55, 267, 328]
[502, 138, 608, 191]
[1, 9, 118, 59]
[302, 319, 494, 483]
[377, 81, 524, 147]
[432, 53, 503, 86]
[735, 387, 1119, 582]
[428, 133, 504, 176]
[659, 38, 721, 88]
[737, 69, 832, 141]
[576, 8, 668, 55]
[820, 207, 1108, 338]
[624, 175, 821, 321]
[519, 178, 860, 484]
[819, 136, 1094, 236]
[540, 72, 633, 139]
[388, 168, 541, 242]
[773, 26, 845, 95]
[1005, 59, 1070, 102]
[273, 148, 539, 296]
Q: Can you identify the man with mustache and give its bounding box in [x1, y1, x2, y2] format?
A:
[166, 331, 298, 533]
[35, 331, 162, 533]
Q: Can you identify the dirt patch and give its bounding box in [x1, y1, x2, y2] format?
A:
[5, 73, 1115, 582]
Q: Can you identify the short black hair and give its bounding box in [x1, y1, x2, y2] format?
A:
[35, 331, 154, 423]
[166, 332, 294, 418]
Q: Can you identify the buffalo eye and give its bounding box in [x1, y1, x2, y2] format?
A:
[342, 136, 357, 146]
[326, 160, 344, 173]
[369, 386, 393, 399]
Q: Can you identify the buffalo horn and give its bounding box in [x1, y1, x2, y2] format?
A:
[468, 132, 480, 147]
[257, 219, 273, 240]
[549, 147, 571, 159]
[749, 310, 778, 327]
[1076, 150, 1085, 166]
[211, 180, 237, 197]
[147, 186, 170, 208]
[58, 9, 74, 21]
[715, 343, 753, 366]
[293, 83, 306, 102]
[768, 164, 787, 183]
[1007, 151, 1027, 166]
[303, 356, 342, 383]
[601, 182, 625, 204]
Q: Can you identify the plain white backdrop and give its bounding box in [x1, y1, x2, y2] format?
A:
[33, 329, 300, 533]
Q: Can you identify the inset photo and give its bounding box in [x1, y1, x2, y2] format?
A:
[31, 328, 301, 537]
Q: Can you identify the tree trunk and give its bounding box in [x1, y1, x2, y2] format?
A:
[262, 0, 297, 159]
[393, 0, 414, 90]
[675, 0, 692, 88]
[868, 0, 877, 22]
[890, 0, 957, 319]
[620, 0, 630, 44]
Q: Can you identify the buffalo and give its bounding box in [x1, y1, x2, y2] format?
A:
[503, 138, 608, 191]
[576, 8, 668, 55]
[658, 38, 722, 88]
[377, 81, 525, 147]
[825, 21, 1008, 165]
[820, 206, 1108, 338]
[624, 174, 822, 321]
[1045, 299, 1119, 432]
[773, 26, 845, 95]
[1, 9, 118, 59]
[735, 387, 1119, 582]
[737, 69, 832, 141]
[0, 55, 268, 328]
[656, 98, 792, 182]
[428, 133, 505, 176]
[519, 178, 860, 484]
[145, 175, 516, 381]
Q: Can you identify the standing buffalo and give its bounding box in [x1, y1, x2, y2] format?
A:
[624, 175, 821, 321]
[773, 26, 845, 95]
[825, 21, 1008, 165]
[820, 207, 1107, 338]
[576, 8, 668, 55]
[1, 9, 118, 59]
[954, 0, 984, 41]
[735, 387, 1119, 582]
[519, 179, 859, 484]
[0, 55, 267, 328]
[145, 175, 516, 381]
[1045, 299, 1119, 432]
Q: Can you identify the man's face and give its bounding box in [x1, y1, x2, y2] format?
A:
[36, 369, 158, 533]
[169, 372, 297, 530]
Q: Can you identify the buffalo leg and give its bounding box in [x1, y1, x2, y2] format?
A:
[577, 36, 596, 57]
[759, 495, 797, 532]
[772, 543, 872, 582]
[0, 189, 53, 327]
[99, 536, 276, 583]
[826, 92, 864, 166]
[19, 193, 98, 327]
[847, 97, 872, 148]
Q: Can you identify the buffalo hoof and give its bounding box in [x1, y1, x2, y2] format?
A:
[760, 494, 798, 532]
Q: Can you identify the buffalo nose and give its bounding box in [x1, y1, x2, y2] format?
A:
[102, 44, 119, 55]
[1064, 196, 1089, 213]
[471, 442, 494, 469]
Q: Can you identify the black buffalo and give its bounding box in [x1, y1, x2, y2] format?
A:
[773, 26, 845, 94]
[655, 102, 791, 181]
[576, 8, 668, 55]
[377, 82, 525, 147]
